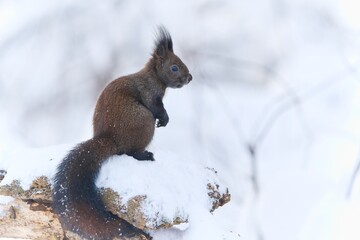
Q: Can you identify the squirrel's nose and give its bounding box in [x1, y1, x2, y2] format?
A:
[187, 74, 192, 82]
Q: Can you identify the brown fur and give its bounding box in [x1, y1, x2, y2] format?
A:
[53, 26, 192, 239]
[94, 31, 192, 156]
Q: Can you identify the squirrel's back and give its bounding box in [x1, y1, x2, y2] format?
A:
[93, 73, 158, 155]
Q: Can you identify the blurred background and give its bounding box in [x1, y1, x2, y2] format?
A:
[1, 0, 360, 239]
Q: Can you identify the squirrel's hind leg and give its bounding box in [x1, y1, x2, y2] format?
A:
[127, 151, 155, 161]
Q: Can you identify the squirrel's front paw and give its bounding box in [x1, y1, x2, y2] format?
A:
[156, 114, 169, 127]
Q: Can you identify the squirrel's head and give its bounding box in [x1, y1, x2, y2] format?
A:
[152, 26, 192, 88]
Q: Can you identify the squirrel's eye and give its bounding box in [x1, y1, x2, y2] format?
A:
[171, 65, 179, 72]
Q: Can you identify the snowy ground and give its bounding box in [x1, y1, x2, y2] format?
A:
[0, 144, 239, 240]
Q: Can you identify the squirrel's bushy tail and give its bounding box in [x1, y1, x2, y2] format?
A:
[53, 136, 150, 240]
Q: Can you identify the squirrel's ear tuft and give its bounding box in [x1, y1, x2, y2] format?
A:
[153, 25, 173, 58]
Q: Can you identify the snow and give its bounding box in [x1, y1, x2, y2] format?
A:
[0, 145, 70, 189]
[299, 194, 360, 240]
[0, 196, 13, 205]
[97, 151, 235, 238]
[0, 146, 238, 239]
[0, 196, 14, 218]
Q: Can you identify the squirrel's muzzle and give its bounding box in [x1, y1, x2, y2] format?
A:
[176, 73, 192, 88]
[187, 74, 193, 82]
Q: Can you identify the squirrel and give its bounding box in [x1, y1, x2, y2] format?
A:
[53, 26, 192, 240]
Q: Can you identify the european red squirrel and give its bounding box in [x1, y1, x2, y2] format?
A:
[53, 26, 192, 239]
